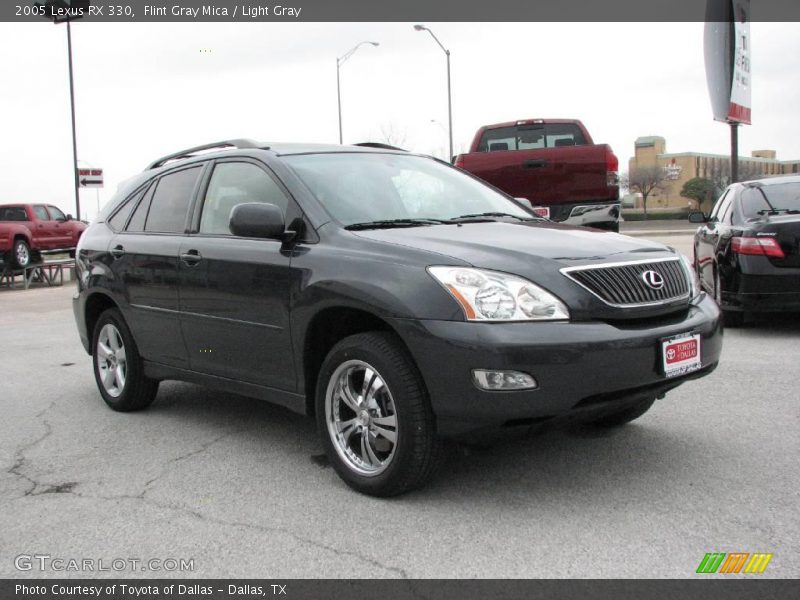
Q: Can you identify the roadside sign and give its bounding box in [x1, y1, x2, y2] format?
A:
[78, 167, 103, 187]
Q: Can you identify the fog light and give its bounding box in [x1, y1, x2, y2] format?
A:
[472, 369, 537, 391]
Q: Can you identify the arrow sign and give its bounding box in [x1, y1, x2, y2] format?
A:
[77, 167, 103, 188]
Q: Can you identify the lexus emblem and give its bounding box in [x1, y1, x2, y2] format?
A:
[641, 270, 665, 290]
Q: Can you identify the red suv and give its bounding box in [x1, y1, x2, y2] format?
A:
[0, 203, 86, 268]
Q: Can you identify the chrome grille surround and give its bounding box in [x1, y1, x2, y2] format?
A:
[560, 257, 690, 308]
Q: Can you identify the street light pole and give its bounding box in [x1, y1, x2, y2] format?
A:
[66, 19, 81, 220]
[336, 41, 379, 145]
[415, 25, 453, 161]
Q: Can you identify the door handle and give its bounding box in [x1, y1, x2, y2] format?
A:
[180, 250, 202, 266]
[110, 245, 125, 259]
[523, 159, 547, 168]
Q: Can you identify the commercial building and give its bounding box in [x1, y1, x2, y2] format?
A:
[627, 136, 800, 210]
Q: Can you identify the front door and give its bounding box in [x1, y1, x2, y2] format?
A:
[178, 160, 298, 391]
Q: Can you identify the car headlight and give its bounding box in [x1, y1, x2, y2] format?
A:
[428, 266, 570, 321]
[679, 254, 701, 300]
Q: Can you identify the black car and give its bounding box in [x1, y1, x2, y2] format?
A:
[690, 175, 800, 326]
[73, 139, 722, 496]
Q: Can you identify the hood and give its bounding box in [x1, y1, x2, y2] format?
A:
[352, 220, 677, 275]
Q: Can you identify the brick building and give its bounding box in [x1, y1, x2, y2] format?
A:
[627, 136, 800, 210]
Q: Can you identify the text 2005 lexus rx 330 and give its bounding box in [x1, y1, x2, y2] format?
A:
[73, 140, 722, 496]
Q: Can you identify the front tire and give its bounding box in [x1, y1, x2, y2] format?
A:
[92, 308, 159, 412]
[592, 398, 656, 428]
[315, 332, 442, 497]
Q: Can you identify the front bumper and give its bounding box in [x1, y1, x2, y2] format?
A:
[389, 294, 722, 436]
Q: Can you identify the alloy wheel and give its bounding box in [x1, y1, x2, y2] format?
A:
[96, 323, 127, 398]
[325, 360, 398, 476]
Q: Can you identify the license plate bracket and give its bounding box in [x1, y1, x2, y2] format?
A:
[661, 333, 702, 378]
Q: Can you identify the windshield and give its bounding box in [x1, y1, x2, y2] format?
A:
[283, 152, 533, 226]
[741, 182, 800, 219]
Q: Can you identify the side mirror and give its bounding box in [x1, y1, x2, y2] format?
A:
[229, 203, 285, 239]
[65, 214, 73, 221]
[688, 211, 708, 224]
[515, 197, 533, 209]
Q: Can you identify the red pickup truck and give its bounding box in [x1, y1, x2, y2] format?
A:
[0, 204, 86, 269]
[454, 119, 621, 231]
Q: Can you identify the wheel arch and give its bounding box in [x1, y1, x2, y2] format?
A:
[301, 306, 416, 418]
[84, 292, 120, 355]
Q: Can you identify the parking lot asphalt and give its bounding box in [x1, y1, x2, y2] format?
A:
[1, 234, 797, 579]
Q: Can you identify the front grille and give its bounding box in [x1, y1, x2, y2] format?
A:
[562, 258, 690, 307]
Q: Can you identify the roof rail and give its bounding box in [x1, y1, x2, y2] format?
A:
[145, 139, 265, 170]
[353, 142, 408, 152]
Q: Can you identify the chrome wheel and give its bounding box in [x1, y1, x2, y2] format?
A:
[96, 323, 127, 398]
[325, 360, 398, 477]
[15, 241, 30, 267]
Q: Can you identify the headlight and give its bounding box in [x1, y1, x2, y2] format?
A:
[428, 266, 570, 321]
[679, 254, 701, 299]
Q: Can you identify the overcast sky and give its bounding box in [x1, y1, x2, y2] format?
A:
[1, 21, 799, 219]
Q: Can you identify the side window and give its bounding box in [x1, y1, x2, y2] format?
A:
[199, 162, 289, 235]
[48, 206, 67, 221]
[126, 186, 154, 232]
[0, 207, 28, 221]
[108, 188, 145, 231]
[709, 190, 729, 221]
[144, 166, 202, 233]
[32, 205, 50, 221]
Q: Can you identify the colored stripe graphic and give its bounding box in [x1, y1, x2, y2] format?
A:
[697, 553, 726, 573]
[744, 553, 773, 574]
[696, 552, 773, 574]
[719, 553, 749, 574]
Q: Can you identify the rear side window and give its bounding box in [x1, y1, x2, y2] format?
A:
[0, 207, 28, 221]
[200, 162, 289, 235]
[32, 205, 50, 220]
[108, 188, 146, 231]
[740, 183, 800, 219]
[144, 167, 202, 233]
[478, 123, 587, 152]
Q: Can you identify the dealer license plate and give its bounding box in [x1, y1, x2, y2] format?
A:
[661, 333, 702, 378]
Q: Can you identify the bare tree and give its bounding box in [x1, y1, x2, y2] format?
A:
[621, 165, 668, 216]
[708, 161, 767, 194]
[377, 122, 408, 149]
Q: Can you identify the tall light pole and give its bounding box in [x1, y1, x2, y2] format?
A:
[414, 25, 453, 161]
[336, 41, 379, 145]
[35, 0, 87, 220]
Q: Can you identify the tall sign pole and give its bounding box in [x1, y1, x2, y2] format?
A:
[704, 0, 751, 185]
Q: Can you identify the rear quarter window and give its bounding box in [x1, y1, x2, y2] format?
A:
[143, 166, 202, 233]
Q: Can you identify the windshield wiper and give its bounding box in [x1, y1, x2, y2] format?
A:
[345, 218, 453, 230]
[450, 212, 540, 222]
[756, 208, 800, 215]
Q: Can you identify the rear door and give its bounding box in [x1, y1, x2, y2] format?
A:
[110, 164, 205, 368]
[177, 159, 298, 391]
[465, 122, 607, 206]
[695, 189, 733, 292]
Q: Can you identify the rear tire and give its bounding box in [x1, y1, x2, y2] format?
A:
[315, 331, 443, 497]
[12, 239, 31, 269]
[715, 269, 745, 327]
[592, 398, 656, 428]
[91, 308, 159, 412]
